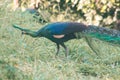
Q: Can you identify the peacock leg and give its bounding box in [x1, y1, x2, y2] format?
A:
[55, 43, 60, 57]
[60, 43, 68, 57]
[85, 37, 99, 56]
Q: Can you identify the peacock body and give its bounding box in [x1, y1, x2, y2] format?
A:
[13, 22, 120, 57]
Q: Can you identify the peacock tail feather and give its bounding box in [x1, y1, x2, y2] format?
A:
[75, 25, 120, 45]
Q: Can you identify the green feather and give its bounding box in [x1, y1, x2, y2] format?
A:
[75, 26, 120, 45]
[86, 32, 120, 44]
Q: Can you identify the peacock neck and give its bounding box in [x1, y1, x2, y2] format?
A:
[24, 30, 39, 37]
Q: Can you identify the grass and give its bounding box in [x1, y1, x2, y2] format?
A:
[0, 1, 120, 80]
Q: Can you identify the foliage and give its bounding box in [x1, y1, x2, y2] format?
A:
[19, 0, 120, 27]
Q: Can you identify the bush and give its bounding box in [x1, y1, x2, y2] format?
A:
[19, 0, 120, 27]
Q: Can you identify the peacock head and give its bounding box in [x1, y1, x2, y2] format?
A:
[21, 29, 39, 37]
[21, 30, 27, 35]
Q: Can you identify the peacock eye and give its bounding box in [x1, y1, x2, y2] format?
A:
[22, 31, 26, 34]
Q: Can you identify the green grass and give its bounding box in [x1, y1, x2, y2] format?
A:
[0, 1, 120, 80]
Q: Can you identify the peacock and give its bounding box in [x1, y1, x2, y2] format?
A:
[13, 22, 120, 57]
